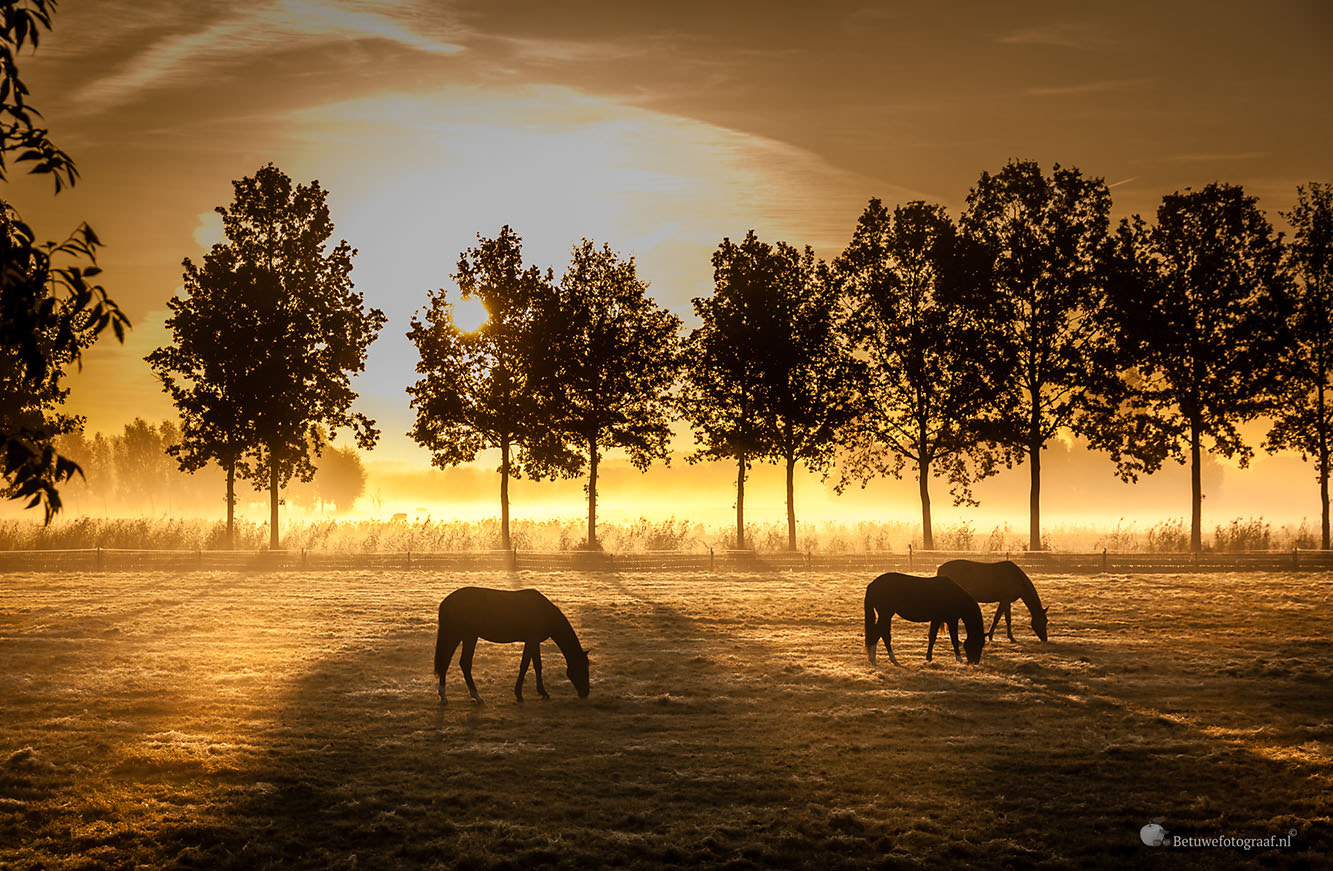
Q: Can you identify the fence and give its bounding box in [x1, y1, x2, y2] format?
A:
[0, 546, 1328, 574]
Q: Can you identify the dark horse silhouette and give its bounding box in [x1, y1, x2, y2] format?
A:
[864, 572, 985, 665]
[434, 587, 590, 704]
[936, 559, 1048, 642]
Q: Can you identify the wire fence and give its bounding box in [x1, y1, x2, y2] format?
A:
[0, 546, 1328, 574]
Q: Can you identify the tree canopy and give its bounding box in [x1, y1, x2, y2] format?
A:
[1106, 183, 1289, 552]
[153, 164, 384, 549]
[960, 160, 1117, 550]
[0, 0, 127, 522]
[1266, 183, 1333, 548]
[407, 226, 574, 551]
[542, 239, 682, 549]
[836, 199, 1001, 549]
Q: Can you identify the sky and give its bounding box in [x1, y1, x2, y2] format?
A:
[9, 0, 1333, 534]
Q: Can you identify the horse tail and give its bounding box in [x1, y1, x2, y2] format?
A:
[863, 583, 877, 654]
[433, 604, 447, 678]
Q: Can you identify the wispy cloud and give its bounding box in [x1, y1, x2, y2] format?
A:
[1164, 151, 1270, 162]
[1025, 77, 1152, 97]
[997, 22, 1114, 50]
[75, 0, 465, 109]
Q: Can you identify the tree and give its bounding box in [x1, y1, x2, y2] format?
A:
[836, 200, 1002, 549]
[155, 165, 384, 549]
[543, 239, 682, 549]
[961, 160, 1117, 550]
[149, 231, 264, 547]
[314, 443, 367, 513]
[111, 418, 174, 514]
[407, 226, 574, 551]
[680, 232, 780, 550]
[747, 236, 855, 551]
[1106, 183, 1288, 552]
[1266, 183, 1333, 549]
[0, 1, 127, 521]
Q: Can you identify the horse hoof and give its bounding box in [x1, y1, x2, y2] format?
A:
[540, 693, 550, 701]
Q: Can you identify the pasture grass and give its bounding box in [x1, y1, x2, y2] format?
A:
[0, 569, 1329, 869]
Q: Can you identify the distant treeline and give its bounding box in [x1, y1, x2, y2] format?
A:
[128, 162, 1331, 555]
[51, 419, 366, 518]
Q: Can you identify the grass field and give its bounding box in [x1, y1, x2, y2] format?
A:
[1, 568, 1330, 869]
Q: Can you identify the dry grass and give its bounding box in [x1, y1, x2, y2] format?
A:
[1, 568, 1330, 869]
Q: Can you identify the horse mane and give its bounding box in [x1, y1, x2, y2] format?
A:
[1006, 562, 1043, 612]
[545, 602, 583, 662]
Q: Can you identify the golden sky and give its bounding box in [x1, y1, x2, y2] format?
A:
[12, 1, 1333, 529]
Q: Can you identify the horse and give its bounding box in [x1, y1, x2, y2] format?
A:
[936, 559, 1048, 642]
[434, 587, 590, 704]
[863, 572, 985, 665]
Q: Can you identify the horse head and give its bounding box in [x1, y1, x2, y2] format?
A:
[963, 631, 984, 664]
[567, 647, 591, 698]
[1032, 606, 1049, 642]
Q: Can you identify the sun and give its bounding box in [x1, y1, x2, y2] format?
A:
[453, 296, 489, 332]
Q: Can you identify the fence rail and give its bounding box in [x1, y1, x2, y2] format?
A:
[0, 546, 1328, 574]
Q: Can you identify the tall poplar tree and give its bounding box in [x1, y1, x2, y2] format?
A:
[961, 160, 1117, 550]
[1106, 183, 1288, 552]
[153, 165, 384, 549]
[836, 199, 1001, 549]
[543, 239, 682, 550]
[1267, 183, 1333, 548]
[407, 226, 575, 551]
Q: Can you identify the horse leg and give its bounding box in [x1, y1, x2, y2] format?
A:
[1004, 602, 1015, 642]
[437, 635, 461, 704]
[460, 637, 482, 703]
[987, 604, 1004, 642]
[531, 644, 549, 700]
[515, 643, 532, 702]
[927, 620, 941, 662]
[884, 616, 899, 666]
[947, 620, 962, 662]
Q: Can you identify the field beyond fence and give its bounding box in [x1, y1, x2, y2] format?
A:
[0, 546, 1329, 574]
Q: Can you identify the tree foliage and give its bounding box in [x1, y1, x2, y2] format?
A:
[0, 0, 127, 522]
[1106, 183, 1289, 551]
[154, 164, 384, 548]
[407, 226, 572, 550]
[836, 199, 1001, 549]
[1265, 183, 1333, 548]
[543, 239, 682, 548]
[961, 160, 1117, 550]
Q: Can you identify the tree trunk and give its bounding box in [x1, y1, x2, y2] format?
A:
[587, 432, 599, 550]
[1028, 397, 1042, 551]
[785, 455, 797, 551]
[1190, 418, 1203, 553]
[269, 445, 280, 550]
[736, 450, 746, 551]
[1320, 381, 1330, 550]
[225, 461, 235, 550]
[500, 436, 511, 552]
[1028, 444, 1041, 551]
[920, 459, 934, 551]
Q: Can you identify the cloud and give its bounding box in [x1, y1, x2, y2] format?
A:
[1024, 77, 1152, 97]
[996, 22, 1114, 50]
[75, 0, 465, 109]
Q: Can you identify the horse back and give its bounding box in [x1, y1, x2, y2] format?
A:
[937, 559, 1025, 603]
[867, 572, 979, 623]
[438, 587, 560, 643]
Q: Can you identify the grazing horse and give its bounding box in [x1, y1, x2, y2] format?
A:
[434, 587, 590, 704]
[864, 572, 985, 665]
[936, 559, 1048, 642]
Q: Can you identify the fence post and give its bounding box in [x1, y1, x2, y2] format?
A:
[197, 548, 202, 569]
[96, 546, 102, 571]
[1293, 547, 1299, 571]
[301, 548, 307, 570]
[511, 547, 517, 571]
[908, 544, 913, 570]
[407, 549, 411, 570]
[709, 547, 714, 572]
[1102, 547, 1108, 572]
[806, 547, 812, 569]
